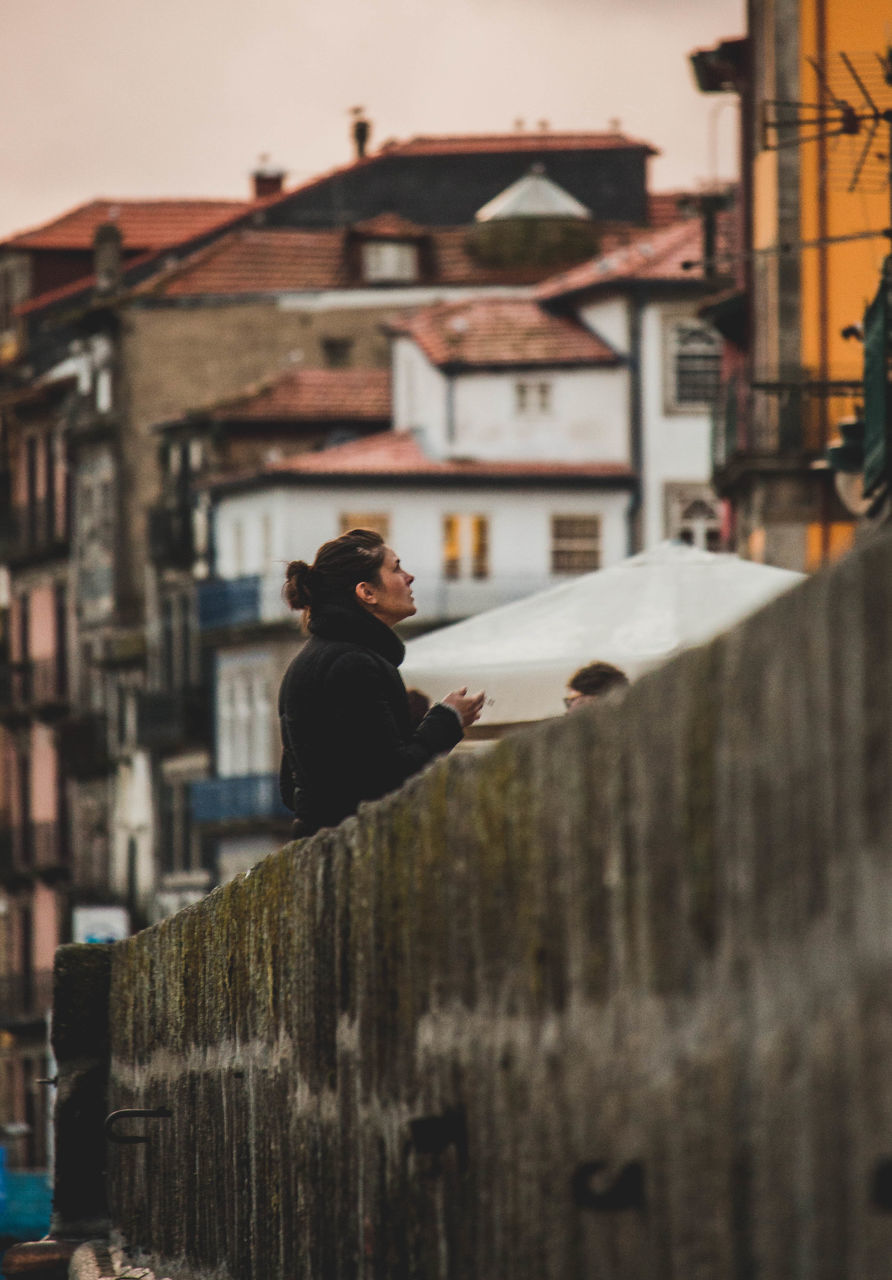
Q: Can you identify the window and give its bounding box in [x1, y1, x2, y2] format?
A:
[551, 516, 601, 574]
[515, 380, 552, 414]
[361, 241, 418, 283]
[667, 320, 722, 409]
[443, 516, 460, 580]
[322, 337, 353, 368]
[664, 484, 722, 550]
[339, 513, 391, 540]
[442, 515, 490, 580]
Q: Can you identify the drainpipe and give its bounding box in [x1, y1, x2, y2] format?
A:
[626, 292, 644, 555]
[446, 373, 456, 448]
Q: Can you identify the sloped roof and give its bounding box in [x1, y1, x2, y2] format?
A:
[475, 168, 592, 222]
[201, 368, 391, 422]
[390, 297, 619, 368]
[536, 214, 733, 301]
[135, 225, 598, 297]
[350, 212, 428, 238]
[258, 430, 633, 481]
[4, 198, 251, 251]
[378, 132, 658, 156]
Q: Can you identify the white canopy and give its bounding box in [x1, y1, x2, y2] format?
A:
[402, 542, 804, 727]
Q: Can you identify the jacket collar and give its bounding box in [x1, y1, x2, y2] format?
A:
[308, 600, 405, 667]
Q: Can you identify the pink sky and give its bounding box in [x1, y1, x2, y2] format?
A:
[2, 0, 743, 241]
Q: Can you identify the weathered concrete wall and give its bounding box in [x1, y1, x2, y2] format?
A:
[82, 534, 892, 1277]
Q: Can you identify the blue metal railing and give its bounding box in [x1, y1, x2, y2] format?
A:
[197, 576, 261, 631]
[189, 774, 291, 823]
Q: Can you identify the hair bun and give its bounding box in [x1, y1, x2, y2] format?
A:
[283, 560, 314, 611]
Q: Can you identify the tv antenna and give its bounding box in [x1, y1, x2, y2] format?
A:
[762, 49, 892, 197]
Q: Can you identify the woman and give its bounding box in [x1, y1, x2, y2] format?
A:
[278, 528, 485, 836]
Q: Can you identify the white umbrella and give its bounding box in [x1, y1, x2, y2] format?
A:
[402, 542, 804, 728]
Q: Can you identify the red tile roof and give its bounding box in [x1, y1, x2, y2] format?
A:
[389, 297, 619, 368]
[202, 369, 391, 421]
[536, 214, 734, 301]
[257, 430, 633, 482]
[4, 199, 252, 251]
[137, 225, 601, 297]
[378, 132, 658, 156]
[350, 212, 427, 238]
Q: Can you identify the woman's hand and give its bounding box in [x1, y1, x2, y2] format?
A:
[442, 687, 486, 728]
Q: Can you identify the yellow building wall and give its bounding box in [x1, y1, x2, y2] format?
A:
[799, 2, 890, 383]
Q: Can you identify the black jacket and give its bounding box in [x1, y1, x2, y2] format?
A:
[278, 600, 463, 835]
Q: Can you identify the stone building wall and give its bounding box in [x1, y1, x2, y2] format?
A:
[52, 533, 892, 1279]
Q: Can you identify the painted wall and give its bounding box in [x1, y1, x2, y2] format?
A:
[640, 299, 717, 549]
[392, 336, 628, 463]
[212, 481, 632, 622]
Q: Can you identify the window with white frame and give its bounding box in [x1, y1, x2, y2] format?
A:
[665, 318, 722, 410]
[515, 380, 552, 415]
[664, 483, 722, 551]
[218, 659, 273, 778]
[442, 515, 489, 580]
[361, 241, 418, 283]
[551, 515, 601, 574]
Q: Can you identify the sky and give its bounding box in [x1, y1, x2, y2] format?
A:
[1, 0, 744, 241]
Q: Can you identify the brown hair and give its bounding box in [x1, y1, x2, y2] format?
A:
[568, 661, 629, 698]
[283, 528, 387, 617]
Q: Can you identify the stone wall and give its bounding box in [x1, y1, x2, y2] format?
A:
[56, 534, 892, 1278]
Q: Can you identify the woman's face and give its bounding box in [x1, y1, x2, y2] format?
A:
[360, 547, 416, 626]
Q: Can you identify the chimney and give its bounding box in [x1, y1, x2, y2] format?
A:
[252, 155, 286, 200]
[93, 222, 122, 294]
[350, 106, 371, 159]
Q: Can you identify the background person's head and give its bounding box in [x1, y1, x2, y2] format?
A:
[283, 528, 416, 628]
[564, 660, 629, 712]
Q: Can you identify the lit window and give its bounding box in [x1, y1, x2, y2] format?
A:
[551, 516, 601, 574]
[442, 514, 490, 580]
[361, 241, 418, 283]
[443, 516, 461, 580]
[339, 513, 391, 541]
[667, 320, 721, 409]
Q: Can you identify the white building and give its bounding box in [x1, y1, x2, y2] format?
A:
[537, 214, 728, 551]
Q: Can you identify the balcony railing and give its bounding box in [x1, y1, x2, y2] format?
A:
[136, 685, 212, 752]
[197, 574, 292, 632]
[148, 502, 194, 569]
[712, 372, 863, 472]
[7, 657, 69, 715]
[189, 773, 291, 824]
[7, 500, 70, 562]
[0, 969, 54, 1025]
[57, 712, 111, 780]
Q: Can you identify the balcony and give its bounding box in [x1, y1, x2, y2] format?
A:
[148, 501, 193, 569]
[189, 773, 291, 825]
[0, 969, 54, 1026]
[196, 574, 292, 633]
[712, 372, 863, 480]
[136, 685, 212, 753]
[4, 657, 69, 720]
[6, 499, 70, 564]
[57, 712, 111, 780]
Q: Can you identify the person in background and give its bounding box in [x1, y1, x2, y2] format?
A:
[563, 660, 629, 713]
[279, 528, 485, 837]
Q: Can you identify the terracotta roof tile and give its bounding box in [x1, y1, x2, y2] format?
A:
[137, 224, 602, 297]
[258, 430, 633, 481]
[350, 212, 427, 238]
[378, 131, 658, 156]
[4, 198, 251, 251]
[205, 368, 390, 421]
[536, 213, 735, 301]
[390, 297, 619, 368]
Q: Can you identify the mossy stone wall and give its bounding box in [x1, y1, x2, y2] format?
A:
[82, 535, 892, 1278]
